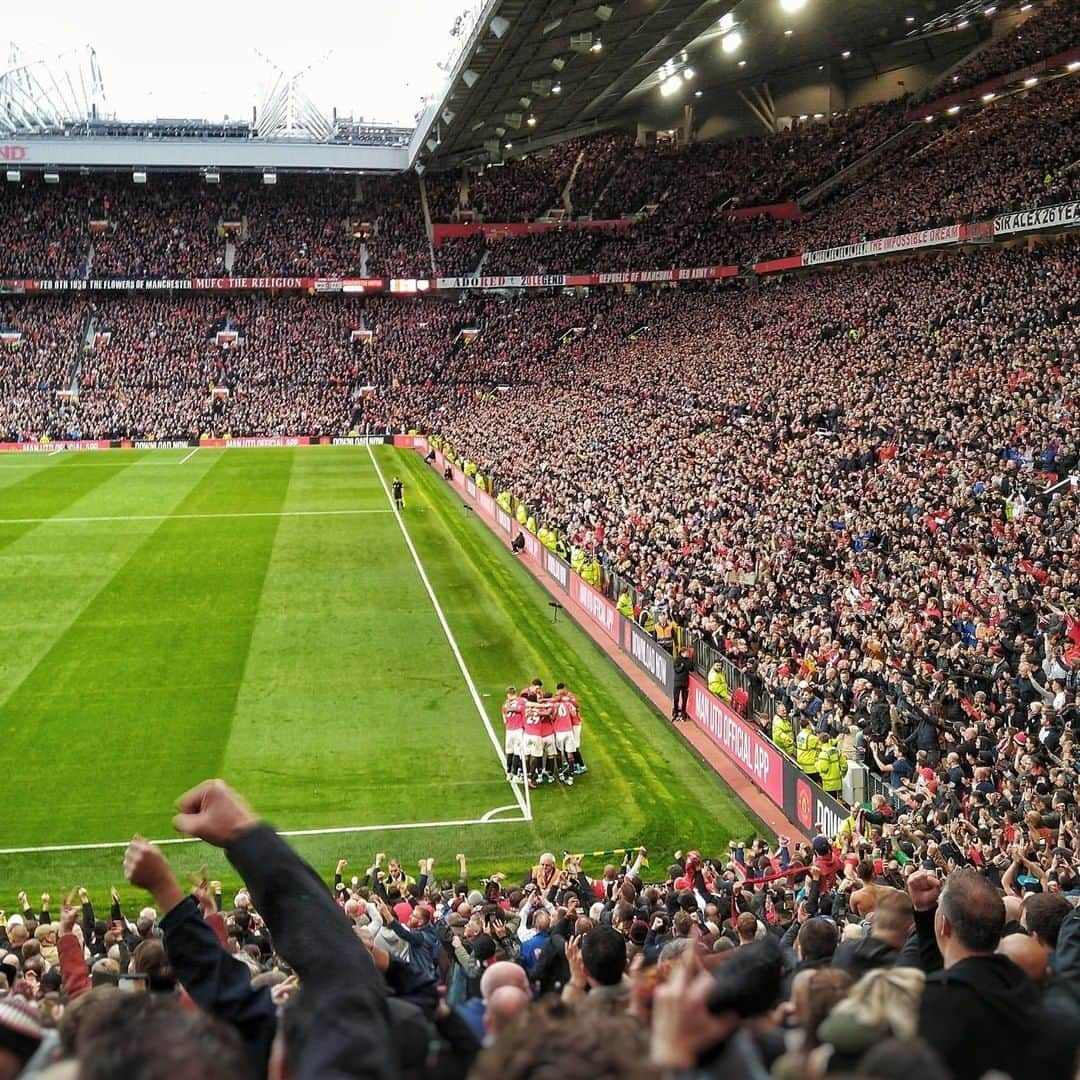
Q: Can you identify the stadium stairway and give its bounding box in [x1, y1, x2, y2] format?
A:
[563, 145, 586, 214]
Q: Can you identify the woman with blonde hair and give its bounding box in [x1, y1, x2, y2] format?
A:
[815, 966, 926, 1073]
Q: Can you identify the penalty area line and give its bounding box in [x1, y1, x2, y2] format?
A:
[366, 443, 531, 822]
[179, 447, 199, 464]
[0, 811, 531, 856]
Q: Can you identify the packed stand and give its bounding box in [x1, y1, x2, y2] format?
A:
[3, 777, 1080, 1078]
[88, 176, 228, 279]
[922, 0, 1080, 100]
[397, 240, 1078, 803]
[0, 299, 86, 440]
[356, 175, 432, 279]
[467, 138, 582, 223]
[0, 181, 90, 281]
[782, 76, 1080, 254]
[231, 176, 364, 277]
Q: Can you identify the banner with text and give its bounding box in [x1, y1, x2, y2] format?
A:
[994, 200, 1080, 238]
[685, 678, 785, 805]
[801, 224, 961, 267]
[626, 620, 675, 695]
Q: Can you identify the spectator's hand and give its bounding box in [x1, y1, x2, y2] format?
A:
[172, 779, 258, 847]
[17, 891, 27, 908]
[651, 951, 740, 1070]
[566, 934, 589, 989]
[59, 892, 80, 935]
[41, 892, 50, 910]
[907, 869, 942, 911]
[125, 835, 185, 913]
[110, 886, 121, 905]
[78, 887, 90, 904]
[336, 859, 348, 874]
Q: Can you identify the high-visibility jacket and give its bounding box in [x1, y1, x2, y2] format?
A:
[656, 621, 675, 649]
[616, 592, 635, 619]
[796, 728, 820, 773]
[708, 667, 729, 701]
[772, 716, 795, 756]
[817, 742, 845, 792]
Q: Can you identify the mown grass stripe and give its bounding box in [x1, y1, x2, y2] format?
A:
[0, 451, 294, 846]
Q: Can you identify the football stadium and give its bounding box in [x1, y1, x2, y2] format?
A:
[0, 0, 1078, 1075]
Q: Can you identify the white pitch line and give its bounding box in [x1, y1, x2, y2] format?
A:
[179, 447, 199, 464]
[48, 448, 63, 456]
[0, 811, 530, 856]
[366, 443, 531, 821]
[0, 509, 394, 526]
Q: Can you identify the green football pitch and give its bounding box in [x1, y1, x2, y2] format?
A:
[0, 444, 762, 905]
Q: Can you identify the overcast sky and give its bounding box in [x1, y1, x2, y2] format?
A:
[2, 0, 472, 126]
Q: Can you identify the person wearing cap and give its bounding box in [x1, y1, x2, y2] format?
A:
[0, 997, 42, 1076]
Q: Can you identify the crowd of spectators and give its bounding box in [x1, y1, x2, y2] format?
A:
[2, 773, 1080, 1078]
[0, 300, 86, 440]
[394, 239, 1079, 819]
[921, 0, 1079, 101]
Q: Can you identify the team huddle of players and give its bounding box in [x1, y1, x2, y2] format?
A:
[502, 680, 587, 789]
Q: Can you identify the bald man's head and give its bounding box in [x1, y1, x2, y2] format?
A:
[998, 932, 1048, 984]
[484, 985, 531, 1041]
[480, 960, 530, 1001]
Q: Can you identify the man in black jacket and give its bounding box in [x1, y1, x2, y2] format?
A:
[170, 779, 396, 1080]
[672, 647, 694, 722]
[902, 868, 1039, 1080]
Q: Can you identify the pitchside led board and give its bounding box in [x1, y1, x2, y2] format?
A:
[432, 447, 848, 841]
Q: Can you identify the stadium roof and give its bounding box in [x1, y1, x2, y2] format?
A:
[410, 0, 997, 170]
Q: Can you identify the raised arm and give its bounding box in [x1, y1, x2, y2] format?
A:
[172, 779, 396, 1080]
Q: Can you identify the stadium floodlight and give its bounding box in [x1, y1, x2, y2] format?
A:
[426, 138, 440, 152]
[905, 15, 916, 22]
[44, 172, 60, 184]
[983, 5, 996, 14]
[442, 109, 455, 126]
[590, 39, 603, 52]
[981, 91, 995, 101]
[683, 67, 695, 79]
[722, 31, 742, 53]
[1023, 76, 1038, 85]
[840, 49, 851, 58]
[552, 57, 566, 71]
[780, 0, 806, 11]
[504, 142, 512, 149]
[543, 17, 563, 34]
[5, 169, 20, 183]
[784, 28, 794, 36]
[462, 68, 480, 87]
[947, 105, 961, 113]
[718, 12, 735, 31]
[694, 90, 703, 97]
[489, 15, 510, 38]
[738, 59, 747, 66]
[527, 115, 537, 126]
[204, 170, 220, 184]
[133, 170, 147, 184]
[262, 171, 277, 185]
[957, 19, 969, 28]
[1068, 61, 1080, 70]
[595, 5, 613, 20]
[661, 75, 683, 96]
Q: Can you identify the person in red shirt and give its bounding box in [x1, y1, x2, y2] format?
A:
[557, 682, 587, 775]
[551, 691, 577, 786]
[501, 686, 526, 783]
